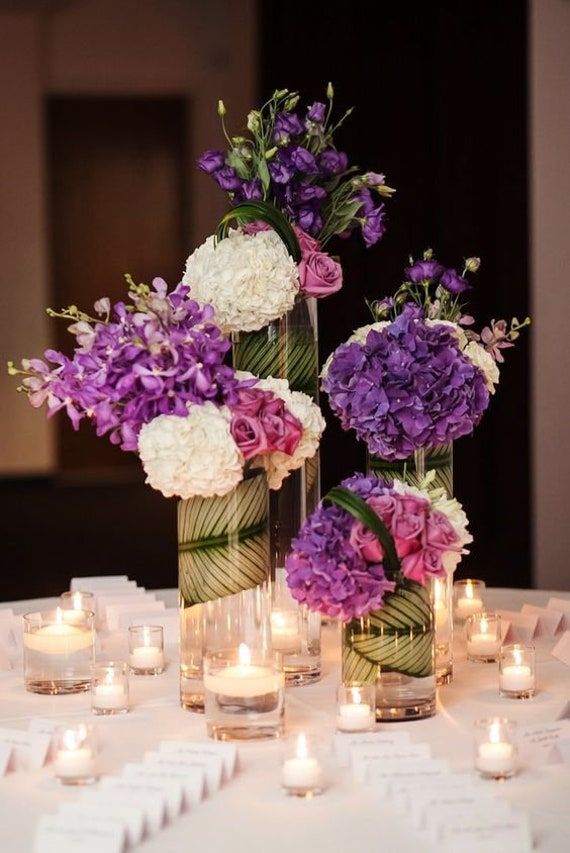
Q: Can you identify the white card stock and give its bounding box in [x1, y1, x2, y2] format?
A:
[409, 787, 495, 829]
[70, 575, 132, 591]
[332, 730, 410, 766]
[519, 720, 570, 763]
[0, 743, 11, 776]
[28, 719, 58, 762]
[132, 609, 179, 643]
[0, 727, 51, 771]
[144, 751, 214, 795]
[98, 776, 167, 834]
[351, 743, 431, 783]
[60, 800, 143, 847]
[34, 816, 125, 853]
[498, 610, 538, 643]
[124, 761, 203, 809]
[363, 758, 449, 792]
[552, 631, 570, 666]
[159, 740, 238, 780]
[425, 801, 513, 845]
[439, 813, 532, 852]
[121, 764, 184, 820]
[105, 600, 165, 632]
[390, 773, 484, 813]
[521, 604, 563, 636]
[80, 791, 149, 841]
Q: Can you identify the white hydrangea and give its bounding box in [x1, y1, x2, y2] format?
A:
[320, 321, 390, 379]
[137, 403, 244, 499]
[463, 341, 500, 393]
[236, 372, 326, 489]
[183, 230, 300, 333]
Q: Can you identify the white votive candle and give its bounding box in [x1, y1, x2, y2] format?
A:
[499, 645, 536, 697]
[500, 665, 533, 693]
[204, 643, 283, 698]
[93, 683, 126, 710]
[282, 734, 322, 792]
[476, 740, 515, 775]
[271, 610, 301, 653]
[474, 718, 517, 779]
[54, 726, 97, 784]
[467, 633, 501, 658]
[129, 645, 164, 670]
[456, 595, 483, 620]
[466, 613, 501, 661]
[128, 625, 164, 673]
[336, 703, 373, 732]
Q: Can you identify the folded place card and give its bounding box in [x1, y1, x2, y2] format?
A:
[34, 816, 125, 853]
[121, 765, 184, 820]
[105, 600, 165, 633]
[0, 727, 52, 772]
[79, 791, 148, 843]
[497, 610, 538, 643]
[439, 813, 532, 853]
[410, 787, 495, 829]
[98, 777, 167, 834]
[28, 719, 58, 762]
[363, 758, 449, 793]
[61, 801, 144, 847]
[425, 801, 513, 845]
[519, 720, 570, 763]
[351, 743, 431, 783]
[70, 575, 132, 591]
[144, 751, 213, 796]
[552, 631, 570, 666]
[159, 740, 238, 780]
[126, 761, 204, 808]
[116, 608, 171, 632]
[332, 730, 411, 765]
[391, 773, 484, 814]
[132, 609, 179, 644]
[521, 604, 564, 636]
[547, 596, 570, 614]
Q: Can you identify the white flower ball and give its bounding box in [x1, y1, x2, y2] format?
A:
[183, 230, 300, 333]
[463, 341, 500, 393]
[138, 403, 244, 499]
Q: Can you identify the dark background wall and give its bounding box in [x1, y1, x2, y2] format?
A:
[0, 0, 530, 599]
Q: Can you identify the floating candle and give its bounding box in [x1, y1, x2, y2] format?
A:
[204, 643, 282, 698]
[23, 608, 93, 654]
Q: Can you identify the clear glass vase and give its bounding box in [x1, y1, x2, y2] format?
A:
[233, 297, 322, 685]
[342, 579, 436, 721]
[368, 443, 454, 686]
[179, 469, 270, 712]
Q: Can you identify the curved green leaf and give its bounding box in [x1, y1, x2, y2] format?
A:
[216, 200, 301, 262]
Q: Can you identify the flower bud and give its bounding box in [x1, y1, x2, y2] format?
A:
[464, 256, 481, 273]
[247, 110, 260, 132]
[423, 248, 434, 260]
[326, 81, 334, 99]
[217, 99, 226, 117]
[273, 88, 289, 99]
[284, 95, 300, 111]
[265, 146, 278, 160]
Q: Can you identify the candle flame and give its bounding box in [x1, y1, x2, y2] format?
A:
[465, 582, 474, 600]
[62, 728, 81, 751]
[351, 687, 362, 705]
[238, 643, 251, 666]
[480, 616, 488, 634]
[72, 592, 82, 611]
[272, 612, 285, 629]
[296, 733, 308, 759]
[489, 720, 501, 744]
[513, 647, 523, 667]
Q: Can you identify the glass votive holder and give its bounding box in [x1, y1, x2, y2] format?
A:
[128, 625, 165, 675]
[54, 723, 98, 785]
[466, 611, 501, 662]
[336, 683, 375, 732]
[453, 578, 486, 622]
[91, 661, 130, 715]
[499, 644, 536, 699]
[204, 643, 285, 741]
[474, 718, 518, 780]
[59, 590, 95, 625]
[282, 733, 324, 798]
[23, 607, 95, 694]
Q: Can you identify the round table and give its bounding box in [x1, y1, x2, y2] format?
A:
[1, 587, 569, 852]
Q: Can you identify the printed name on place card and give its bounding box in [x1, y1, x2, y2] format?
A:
[159, 740, 238, 779]
[121, 764, 184, 819]
[33, 816, 125, 853]
[364, 758, 449, 793]
[144, 752, 211, 797]
[128, 760, 204, 808]
[351, 743, 431, 783]
[410, 788, 496, 829]
[521, 604, 563, 636]
[79, 790, 149, 842]
[519, 720, 570, 763]
[332, 730, 410, 765]
[424, 801, 514, 845]
[439, 813, 532, 853]
[58, 801, 143, 847]
[390, 773, 485, 814]
[98, 777, 167, 834]
[0, 728, 51, 772]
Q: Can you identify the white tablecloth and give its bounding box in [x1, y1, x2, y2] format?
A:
[1, 587, 570, 852]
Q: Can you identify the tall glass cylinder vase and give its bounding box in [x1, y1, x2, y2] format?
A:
[233, 297, 322, 685]
[368, 443, 454, 686]
[342, 579, 436, 721]
[179, 469, 270, 712]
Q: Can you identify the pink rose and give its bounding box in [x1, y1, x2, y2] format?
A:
[298, 251, 343, 298]
[242, 221, 272, 237]
[368, 494, 397, 528]
[395, 494, 429, 516]
[401, 549, 427, 584]
[233, 388, 267, 417]
[349, 520, 384, 562]
[425, 511, 459, 550]
[423, 547, 445, 578]
[230, 413, 268, 460]
[293, 224, 321, 255]
[260, 398, 303, 456]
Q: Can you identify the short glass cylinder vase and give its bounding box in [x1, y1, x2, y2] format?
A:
[453, 578, 486, 622]
[128, 625, 165, 675]
[54, 723, 98, 786]
[271, 568, 321, 686]
[23, 608, 95, 695]
[203, 585, 284, 741]
[342, 580, 436, 721]
[91, 661, 129, 715]
[368, 443, 453, 496]
[474, 718, 518, 780]
[499, 644, 536, 699]
[433, 572, 453, 685]
[179, 470, 271, 713]
[466, 612, 501, 663]
[336, 683, 376, 733]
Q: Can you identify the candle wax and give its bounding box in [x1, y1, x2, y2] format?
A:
[500, 664, 534, 692]
[24, 623, 93, 654]
[93, 683, 128, 710]
[476, 741, 515, 775]
[336, 702, 373, 732]
[455, 597, 483, 619]
[271, 611, 302, 653]
[282, 756, 321, 789]
[204, 664, 282, 698]
[129, 646, 163, 670]
[55, 747, 95, 779]
[467, 634, 501, 658]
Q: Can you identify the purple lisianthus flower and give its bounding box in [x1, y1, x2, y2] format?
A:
[363, 171, 386, 186]
[356, 188, 375, 214]
[295, 205, 323, 235]
[197, 149, 225, 174]
[269, 160, 294, 185]
[322, 303, 490, 459]
[440, 268, 471, 295]
[292, 183, 327, 204]
[319, 149, 348, 175]
[273, 111, 304, 143]
[214, 166, 242, 191]
[361, 205, 386, 247]
[241, 178, 262, 200]
[290, 146, 319, 174]
[307, 101, 326, 123]
[405, 259, 444, 283]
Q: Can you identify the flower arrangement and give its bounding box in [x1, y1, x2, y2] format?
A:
[8, 276, 324, 499]
[184, 85, 394, 333]
[285, 474, 471, 621]
[322, 252, 530, 460]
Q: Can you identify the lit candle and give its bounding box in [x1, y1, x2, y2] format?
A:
[499, 646, 535, 694]
[204, 643, 282, 698]
[129, 625, 164, 672]
[282, 734, 322, 791]
[466, 615, 501, 660]
[92, 669, 128, 712]
[271, 610, 301, 653]
[455, 581, 483, 620]
[23, 607, 93, 654]
[54, 726, 96, 782]
[336, 687, 374, 732]
[475, 720, 516, 776]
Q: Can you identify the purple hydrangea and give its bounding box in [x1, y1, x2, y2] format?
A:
[285, 475, 396, 620]
[322, 304, 490, 459]
[21, 279, 243, 451]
